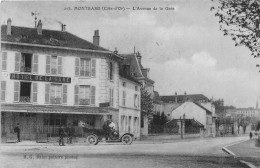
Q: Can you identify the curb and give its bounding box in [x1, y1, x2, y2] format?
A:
[222, 140, 256, 168]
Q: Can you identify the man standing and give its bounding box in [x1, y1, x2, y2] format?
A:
[58, 125, 65, 146]
[14, 123, 21, 142]
[66, 123, 74, 144]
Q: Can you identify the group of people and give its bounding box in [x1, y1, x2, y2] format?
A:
[13, 123, 75, 146]
[58, 123, 75, 146]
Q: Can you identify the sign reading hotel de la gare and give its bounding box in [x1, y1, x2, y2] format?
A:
[10, 73, 71, 83]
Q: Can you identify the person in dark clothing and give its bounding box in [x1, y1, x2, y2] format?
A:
[58, 125, 65, 146]
[14, 123, 21, 142]
[66, 123, 74, 144]
[250, 132, 253, 139]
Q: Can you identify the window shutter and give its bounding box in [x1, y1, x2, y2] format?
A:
[108, 61, 110, 80]
[1, 81, 6, 101]
[33, 54, 39, 74]
[14, 81, 20, 102]
[45, 83, 50, 104]
[15, 53, 21, 72]
[62, 84, 67, 104]
[74, 85, 79, 105]
[58, 56, 62, 75]
[91, 86, 95, 105]
[75, 58, 80, 76]
[32, 83, 38, 103]
[2, 52, 7, 71]
[46, 55, 51, 74]
[91, 59, 96, 77]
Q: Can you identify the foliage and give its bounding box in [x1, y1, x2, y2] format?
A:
[212, 99, 225, 115]
[212, 0, 260, 60]
[256, 121, 260, 131]
[141, 87, 154, 118]
[150, 112, 168, 126]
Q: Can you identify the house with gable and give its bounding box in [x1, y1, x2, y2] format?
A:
[159, 93, 216, 137]
[120, 51, 155, 136]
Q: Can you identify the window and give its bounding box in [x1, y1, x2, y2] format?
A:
[80, 58, 91, 77]
[15, 53, 38, 73]
[110, 88, 114, 106]
[122, 82, 126, 87]
[50, 84, 62, 104]
[107, 115, 112, 120]
[79, 85, 90, 105]
[19, 82, 31, 103]
[134, 94, 139, 108]
[1, 81, 6, 102]
[74, 85, 95, 105]
[122, 91, 126, 106]
[2, 52, 7, 71]
[46, 55, 62, 75]
[108, 62, 113, 80]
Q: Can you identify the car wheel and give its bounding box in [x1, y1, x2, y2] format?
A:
[121, 134, 133, 145]
[86, 135, 98, 145]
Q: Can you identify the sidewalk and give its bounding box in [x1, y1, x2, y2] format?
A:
[225, 139, 260, 167]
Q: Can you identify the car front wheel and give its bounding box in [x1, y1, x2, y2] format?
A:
[121, 134, 133, 145]
[86, 135, 98, 145]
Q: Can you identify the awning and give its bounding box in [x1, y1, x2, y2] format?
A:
[1, 103, 113, 115]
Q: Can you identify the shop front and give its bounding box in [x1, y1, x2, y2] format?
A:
[1, 104, 113, 142]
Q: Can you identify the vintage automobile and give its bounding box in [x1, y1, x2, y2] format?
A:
[84, 120, 134, 145]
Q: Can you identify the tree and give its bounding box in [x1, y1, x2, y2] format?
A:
[212, 0, 260, 60]
[140, 87, 154, 119]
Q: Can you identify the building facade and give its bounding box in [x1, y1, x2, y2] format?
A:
[1, 19, 141, 141]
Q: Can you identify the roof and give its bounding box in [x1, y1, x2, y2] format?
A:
[171, 101, 212, 114]
[1, 25, 108, 51]
[120, 53, 143, 78]
[160, 94, 210, 103]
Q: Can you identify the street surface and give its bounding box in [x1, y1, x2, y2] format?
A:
[0, 136, 249, 168]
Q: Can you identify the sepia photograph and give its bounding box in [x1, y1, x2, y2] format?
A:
[0, 0, 260, 167]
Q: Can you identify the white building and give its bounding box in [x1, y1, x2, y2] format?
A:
[171, 101, 216, 137]
[1, 19, 141, 141]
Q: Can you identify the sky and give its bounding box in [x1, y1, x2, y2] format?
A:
[1, 0, 260, 108]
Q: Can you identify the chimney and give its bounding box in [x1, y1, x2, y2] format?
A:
[93, 30, 100, 46]
[37, 20, 42, 35]
[61, 24, 66, 31]
[114, 47, 118, 54]
[136, 51, 142, 65]
[175, 92, 178, 103]
[7, 18, 12, 35]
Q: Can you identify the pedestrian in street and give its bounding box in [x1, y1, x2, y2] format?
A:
[66, 123, 74, 144]
[58, 125, 65, 146]
[14, 123, 21, 142]
[250, 132, 253, 139]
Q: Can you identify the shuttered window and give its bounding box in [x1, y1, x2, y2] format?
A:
[62, 85, 67, 104]
[45, 83, 50, 104]
[14, 81, 20, 102]
[80, 58, 91, 77]
[33, 54, 39, 74]
[58, 56, 62, 75]
[15, 53, 21, 72]
[32, 83, 38, 103]
[75, 58, 80, 76]
[74, 85, 79, 105]
[91, 59, 96, 77]
[1, 81, 6, 101]
[91, 86, 95, 105]
[122, 91, 126, 106]
[46, 55, 51, 74]
[2, 52, 7, 71]
[110, 88, 114, 106]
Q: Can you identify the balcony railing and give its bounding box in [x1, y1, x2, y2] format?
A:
[20, 67, 32, 73]
[79, 99, 90, 105]
[20, 96, 31, 103]
[50, 97, 62, 104]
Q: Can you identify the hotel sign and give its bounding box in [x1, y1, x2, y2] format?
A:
[10, 73, 71, 83]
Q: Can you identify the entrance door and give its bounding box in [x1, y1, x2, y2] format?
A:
[19, 113, 37, 140]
